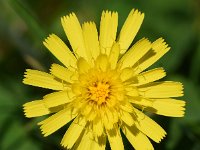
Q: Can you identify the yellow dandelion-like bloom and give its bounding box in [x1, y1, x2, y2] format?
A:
[23, 9, 185, 150]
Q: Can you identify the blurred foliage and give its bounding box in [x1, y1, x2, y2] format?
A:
[0, 0, 200, 149]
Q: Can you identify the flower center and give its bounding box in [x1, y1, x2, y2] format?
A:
[88, 81, 110, 105]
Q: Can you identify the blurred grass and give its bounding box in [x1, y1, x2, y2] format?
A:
[0, 0, 200, 149]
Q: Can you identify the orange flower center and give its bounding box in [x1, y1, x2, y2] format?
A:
[88, 81, 110, 105]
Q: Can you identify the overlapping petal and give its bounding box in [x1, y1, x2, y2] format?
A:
[118, 9, 144, 54]
[61, 13, 87, 58]
[23, 100, 50, 118]
[100, 11, 118, 55]
[23, 69, 67, 90]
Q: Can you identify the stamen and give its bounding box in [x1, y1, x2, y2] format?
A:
[88, 81, 110, 105]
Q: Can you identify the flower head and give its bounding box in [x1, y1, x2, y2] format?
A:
[23, 9, 185, 150]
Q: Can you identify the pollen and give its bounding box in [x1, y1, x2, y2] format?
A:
[88, 81, 110, 105]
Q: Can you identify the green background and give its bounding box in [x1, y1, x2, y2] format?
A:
[0, 0, 200, 149]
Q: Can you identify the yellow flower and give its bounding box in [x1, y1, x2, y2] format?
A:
[23, 9, 185, 150]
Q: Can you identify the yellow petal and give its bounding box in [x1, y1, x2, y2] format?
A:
[120, 67, 134, 82]
[138, 81, 183, 98]
[38, 108, 77, 137]
[109, 42, 120, 69]
[131, 98, 185, 117]
[133, 68, 166, 86]
[50, 64, 78, 83]
[23, 69, 66, 90]
[90, 135, 106, 150]
[109, 108, 119, 124]
[100, 107, 119, 130]
[101, 108, 118, 127]
[75, 130, 93, 150]
[118, 38, 151, 69]
[43, 90, 75, 108]
[133, 38, 170, 74]
[43, 34, 76, 68]
[100, 11, 118, 55]
[23, 100, 50, 118]
[77, 57, 91, 74]
[120, 102, 134, 113]
[102, 109, 114, 130]
[61, 13, 87, 58]
[81, 104, 92, 118]
[82, 22, 100, 61]
[107, 125, 124, 150]
[95, 54, 110, 72]
[71, 82, 83, 95]
[118, 9, 144, 54]
[120, 111, 134, 126]
[93, 117, 104, 136]
[87, 109, 97, 121]
[132, 108, 166, 143]
[121, 124, 154, 150]
[61, 116, 87, 148]
[125, 86, 139, 97]
[75, 132, 106, 150]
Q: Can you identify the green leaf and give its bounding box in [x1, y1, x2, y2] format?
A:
[166, 120, 183, 150]
[8, 0, 46, 42]
[0, 78, 27, 130]
[190, 38, 200, 82]
[1, 121, 26, 149]
[17, 140, 41, 150]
